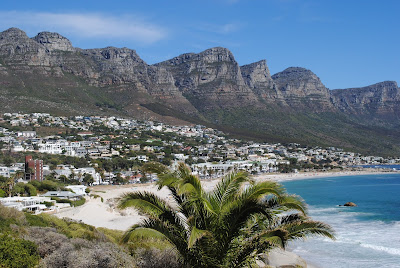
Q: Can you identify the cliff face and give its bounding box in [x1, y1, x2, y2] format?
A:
[0, 28, 197, 114]
[2, 27, 398, 117]
[32, 32, 75, 52]
[331, 81, 400, 116]
[271, 67, 334, 111]
[240, 60, 278, 101]
[1, 27, 400, 155]
[156, 47, 260, 111]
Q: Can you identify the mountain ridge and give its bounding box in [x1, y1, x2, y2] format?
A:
[0, 27, 399, 155]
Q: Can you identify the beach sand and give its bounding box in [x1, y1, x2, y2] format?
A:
[54, 169, 398, 267]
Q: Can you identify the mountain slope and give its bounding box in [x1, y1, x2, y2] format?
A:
[0, 27, 399, 155]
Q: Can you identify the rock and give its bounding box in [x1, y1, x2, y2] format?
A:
[241, 60, 277, 100]
[343, 202, 357, 207]
[32, 31, 75, 52]
[332, 81, 400, 116]
[272, 67, 334, 111]
[155, 47, 259, 111]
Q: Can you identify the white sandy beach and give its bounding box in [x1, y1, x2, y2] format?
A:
[54, 169, 398, 268]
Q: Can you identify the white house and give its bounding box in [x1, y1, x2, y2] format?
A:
[65, 185, 87, 195]
[0, 166, 10, 178]
[38, 142, 63, 154]
[74, 167, 101, 185]
[0, 196, 54, 214]
[17, 131, 36, 138]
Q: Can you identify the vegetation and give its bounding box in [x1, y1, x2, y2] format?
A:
[0, 233, 40, 268]
[0, 203, 137, 267]
[50, 197, 86, 207]
[118, 163, 335, 267]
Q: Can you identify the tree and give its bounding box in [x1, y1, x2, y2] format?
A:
[83, 173, 94, 186]
[3, 156, 14, 167]
[118, 163, 334, 268]
[114, 173, 125, 185]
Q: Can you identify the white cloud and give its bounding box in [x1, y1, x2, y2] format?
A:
[0, 11, 167, 44]
[197, 22, 242, 35]
[219, 23, 240, 34]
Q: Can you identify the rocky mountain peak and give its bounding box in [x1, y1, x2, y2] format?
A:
[197, 47, 235, 63]
[271, 67, 333, 110]
[87, 46, 141, 61]
[331, 80, 400, 115]
[32, 31, 74, 52]
[0, 27, 29, 42]
[241, 60, 273, 90]
[272, 67, 327, 92]
[272, 67, 319, 81]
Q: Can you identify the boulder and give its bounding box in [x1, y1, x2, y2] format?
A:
[343, 202, 357, 207]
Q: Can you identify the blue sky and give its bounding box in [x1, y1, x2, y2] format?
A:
[0, 0, 398, 89]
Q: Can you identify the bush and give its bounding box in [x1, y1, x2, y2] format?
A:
[72, 198, 86, 207]
[25, 226, 135, 267]
[50, 197, 85, 207]
[38, 234, 135, 268]
[0, 203, 25, 223]
[134, 248, 183, 268]
[43, 201, 53, 208]
[25, 183, 37, 196]
[0, 188, 5, 197]
[0, 204, 26, 232]
[30, 180, 65, 192]
[0, 233, 40, 268]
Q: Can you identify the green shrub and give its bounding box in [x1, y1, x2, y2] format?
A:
[43, 201, 53, 208]
[0, 233, 40, 268]
[0, 203, 26, 224]
[11, 182, 25, 196]
[25, 213, 51, 227]
[25, 184, 37, 196]
[0, 188, 5, 197]
[72, 198, 85, 207]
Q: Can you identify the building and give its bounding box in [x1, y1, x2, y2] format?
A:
[0, 196, 54, 214]
[41, 191, 82, 201]
[0, 166, 10, 178]
[25, 155, 43, 181]
[65, 185, 87, 195]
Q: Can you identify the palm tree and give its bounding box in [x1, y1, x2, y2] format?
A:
[118, 163, 334, 268]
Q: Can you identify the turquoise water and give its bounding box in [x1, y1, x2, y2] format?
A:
[282, 174, 400, 268]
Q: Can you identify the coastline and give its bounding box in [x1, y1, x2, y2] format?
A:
[54, 168, 399, 231]
[53, 169, 399, 268]
[254, 168, 400, 183]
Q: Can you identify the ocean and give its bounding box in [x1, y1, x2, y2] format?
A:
[282, 173, 400, 268]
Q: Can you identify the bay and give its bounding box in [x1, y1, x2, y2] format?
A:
[282, 174, 400, 268]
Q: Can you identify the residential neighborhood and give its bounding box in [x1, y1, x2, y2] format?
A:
[0, 112, 398, 187]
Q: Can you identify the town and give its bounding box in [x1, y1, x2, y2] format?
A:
[0, 112, 399, 214]
[1, 112, 399, 182]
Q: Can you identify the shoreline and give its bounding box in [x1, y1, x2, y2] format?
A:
[254, 168, 400, 183]
[53, 169, 399, 268]
[54, 168, 400, 231]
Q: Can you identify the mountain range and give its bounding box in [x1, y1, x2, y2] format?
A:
[0, 27, 399, 156]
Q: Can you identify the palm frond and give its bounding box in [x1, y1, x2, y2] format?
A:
[118, 191, 169, 216]
[283, 219, 336, 240]
[277, 194, 308, 215]
[210, 171, 252, 209]
[187, 226, 209, 249]
[121, 224, 169, 243]
[141, 162, 169, 175]
[241, 181, 285, 201]
[118, 191, 185, 229]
